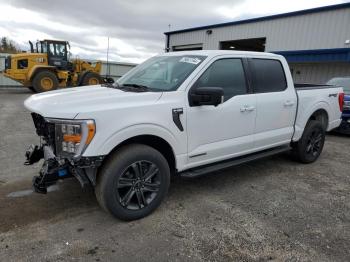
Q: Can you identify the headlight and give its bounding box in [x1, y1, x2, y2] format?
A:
[48, 119, 95, 157]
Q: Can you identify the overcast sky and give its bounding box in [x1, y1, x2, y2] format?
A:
[0, 0, 348, 63]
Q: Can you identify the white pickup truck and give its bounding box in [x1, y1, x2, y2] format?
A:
[24, 51, 344, 220]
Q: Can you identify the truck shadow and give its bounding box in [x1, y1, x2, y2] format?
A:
[0, 153, 296, 232]
[0, 178, 99, 233]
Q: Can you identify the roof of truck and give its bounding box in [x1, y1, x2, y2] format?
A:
[161, 50, 283, 59]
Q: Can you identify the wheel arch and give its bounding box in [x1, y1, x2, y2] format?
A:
[308, 109, 329, 130]
[293, 102, 330, 141]
[87, 124, 182, 174]
[29, 65, 57, 81]
[102, 135, 177, 175]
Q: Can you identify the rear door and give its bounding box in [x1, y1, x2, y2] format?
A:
[186, 57, 257, 166]
[249, 58, 297, 149]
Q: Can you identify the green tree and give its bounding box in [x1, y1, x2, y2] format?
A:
[0, 37, 20, 54]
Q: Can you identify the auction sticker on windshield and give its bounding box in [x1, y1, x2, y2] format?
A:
[179, 57, 202, 65]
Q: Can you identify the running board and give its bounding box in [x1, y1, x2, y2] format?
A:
[180, 145, 291, 179]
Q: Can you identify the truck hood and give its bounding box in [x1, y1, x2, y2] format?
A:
[24, 85, 163, 119]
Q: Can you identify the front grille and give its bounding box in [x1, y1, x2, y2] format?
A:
[4, 56, 11, 69]
[31, 113, 56, 151]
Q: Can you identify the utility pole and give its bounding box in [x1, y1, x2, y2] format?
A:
[106, 37, 110, 77]
[165, 24, 171, 52]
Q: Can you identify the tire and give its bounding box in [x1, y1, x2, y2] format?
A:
[82, 72, 102, 86]
[95, 144, 170, 221]
[32, 70, 59, 93]
[292, 120, 326, 163]
[27, 86, 35, 93]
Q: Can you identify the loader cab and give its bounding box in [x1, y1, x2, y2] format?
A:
[36, 40, 69, 69]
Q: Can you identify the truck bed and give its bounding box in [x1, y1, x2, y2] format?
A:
[292, 84, 343, 141]
[294, 83, 337, 90]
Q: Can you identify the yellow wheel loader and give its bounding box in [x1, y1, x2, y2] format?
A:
[2, 40, 104, 92]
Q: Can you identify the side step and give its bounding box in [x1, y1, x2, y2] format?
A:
[180, 145, 291, 178]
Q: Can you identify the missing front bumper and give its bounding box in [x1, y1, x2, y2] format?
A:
[32, 158, 71, 193]
[25, 144, 104, 194]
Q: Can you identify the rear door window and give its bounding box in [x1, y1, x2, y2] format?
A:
[250, 59, 287, 93]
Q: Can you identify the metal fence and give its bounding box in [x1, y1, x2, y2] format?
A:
[0, 53, 137, 87]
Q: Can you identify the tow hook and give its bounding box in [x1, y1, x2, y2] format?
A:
[24, 144, 44, 165]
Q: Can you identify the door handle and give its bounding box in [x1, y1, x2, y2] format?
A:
[284, 101, 295, 107]
[245, 106, 255, 112]
[240, 105, 255, 112]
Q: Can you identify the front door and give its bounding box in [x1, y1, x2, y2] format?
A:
[186, 57, 257, 167]
[47, 41, 68, 69]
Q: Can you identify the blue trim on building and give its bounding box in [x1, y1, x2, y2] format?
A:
[164, 2, 350, 35]
[272, 48, 350, 63]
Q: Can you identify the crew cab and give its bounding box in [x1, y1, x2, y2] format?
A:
[23, 51, 344, 220]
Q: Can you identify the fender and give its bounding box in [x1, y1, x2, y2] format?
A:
[293, 101, 331, 141]
[83, 123, 183, 158]
[28, 65, 56, 80]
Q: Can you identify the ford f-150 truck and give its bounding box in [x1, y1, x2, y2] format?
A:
[23, 51, 344, 220]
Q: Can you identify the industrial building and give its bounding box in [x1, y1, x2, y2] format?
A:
[165, 2, 350, 84]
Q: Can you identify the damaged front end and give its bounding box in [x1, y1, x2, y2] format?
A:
[25, 113, 104, 194]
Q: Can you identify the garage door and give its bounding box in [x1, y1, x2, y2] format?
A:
[172, 44, 203, 51]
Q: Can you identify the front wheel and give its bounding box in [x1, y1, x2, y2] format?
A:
[82, 72, 102, 86]
[95, 144, 170, 221]
[32, 71, 59, 92]
[292, 120, 325, 163]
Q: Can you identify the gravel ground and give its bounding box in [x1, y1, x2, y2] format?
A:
[0, 88, 349, 262]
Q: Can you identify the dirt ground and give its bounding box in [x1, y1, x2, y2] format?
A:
[0, 88, 349, 262]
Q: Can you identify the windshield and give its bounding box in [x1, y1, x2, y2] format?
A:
[327, 77, 350, 94]
[117, 55, 207, 92]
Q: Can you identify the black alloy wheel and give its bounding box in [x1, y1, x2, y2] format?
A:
[117, 160, 160, 210]
[305, 129, 323, 157]
[95, 144, 170, 221]
[292, 120, 325, 163]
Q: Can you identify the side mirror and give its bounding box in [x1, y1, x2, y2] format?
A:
[189, 87, 224, 107]
[103, 77, 115, 84]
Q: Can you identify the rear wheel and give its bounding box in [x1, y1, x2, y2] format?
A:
[82, 72, 102, 86]
[292, 120, 325, 163]
[32, 71, 59, 93]
[95, 144, 170, 221]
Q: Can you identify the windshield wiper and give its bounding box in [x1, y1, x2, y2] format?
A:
[121, 83, 150, 92]
[101, 82, 115, 88]
[103, 82, 150, 92]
